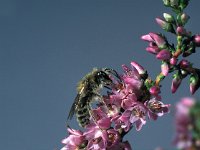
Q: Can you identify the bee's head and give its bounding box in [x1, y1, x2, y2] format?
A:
[96, 70, 113, 86]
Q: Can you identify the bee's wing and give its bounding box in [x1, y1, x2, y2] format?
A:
[67, 94, 80, 120]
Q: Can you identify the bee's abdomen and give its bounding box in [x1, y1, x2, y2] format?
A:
[76, 100, 91, 128]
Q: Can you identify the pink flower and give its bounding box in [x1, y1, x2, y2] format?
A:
[106, 129, 121, 148]
[129, 102, 147, 131]
[145, 98, 170, 120]
[84, 125, 108, 150]
[112, 111, 132, 132]
[92, 107, 111, 129]
[141, 32, 167, 49]
[61, 128, 87, 150]
[173, 97, 195, 149]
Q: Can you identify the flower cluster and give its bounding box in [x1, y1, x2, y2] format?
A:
[61, 0, 200, 149]
[173, 97, 195, 149]
[141, 0, 200, 95]
[173, 97, 200, 150]
[61, 62, 170, 150]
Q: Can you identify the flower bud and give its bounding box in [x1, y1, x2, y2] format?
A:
[156, 18, 175, 33]
[156, 49, 171, 60]
[141, 34, 153, 42]
[171, 73, 182, 93]
[190, 74, 200, 95]
[181, 13, 190, 25]
[163, 13, 175, 23]
[131, 61, 145, 75]
[146, 46, 160, 54]
[193, 34, 200, 47]
[149, 33, 167, 49]
[149, 86, 160, 96]
[170, 57, 178, 65]
[176, 26, 187, 36]
[161, 62, 169, 76]
[179, 59, 190, 68]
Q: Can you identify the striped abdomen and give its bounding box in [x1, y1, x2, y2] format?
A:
[76, 95, 92, 128]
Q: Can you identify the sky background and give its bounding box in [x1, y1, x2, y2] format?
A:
[1, 0, 200, 150]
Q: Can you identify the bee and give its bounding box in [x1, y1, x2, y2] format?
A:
[67, 68, 121, 128]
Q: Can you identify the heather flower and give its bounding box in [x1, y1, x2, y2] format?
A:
[145, 98, 170, 120]
[92, 107, 111, 129]
[173, 97, 195, 150]
[119, 102, 147, 131]
[61, 128, 87, 150]
[112, 111, 132, 132]
[141, 32, 167, 49]
[106, 129, 121, 148]
[84, 125, 108, 150]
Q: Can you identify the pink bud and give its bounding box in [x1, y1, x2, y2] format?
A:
[190, 75, 199, 95]
[146, 46, 160, 54]
[149, 86, 160, 96]
[155, 17, 167, 29]
[156, 49, 171, 60]
[179, 59, 190, 68]
[141, 34, 153, 42]
[149, 32, 166, 49]
[161, 62, 169, 76]
[193, 34, 200, 47]
[171, 74, 182, 93]
[170, 57, 178, 65]
[131, 61, 145, 75]
[176, 26, 187, 35]
[155, 17, 174, 33]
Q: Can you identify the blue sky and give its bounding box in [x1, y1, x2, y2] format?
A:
[1, 0, 200, 149]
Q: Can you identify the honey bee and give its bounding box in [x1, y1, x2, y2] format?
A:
[67, 68, 121, 128]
